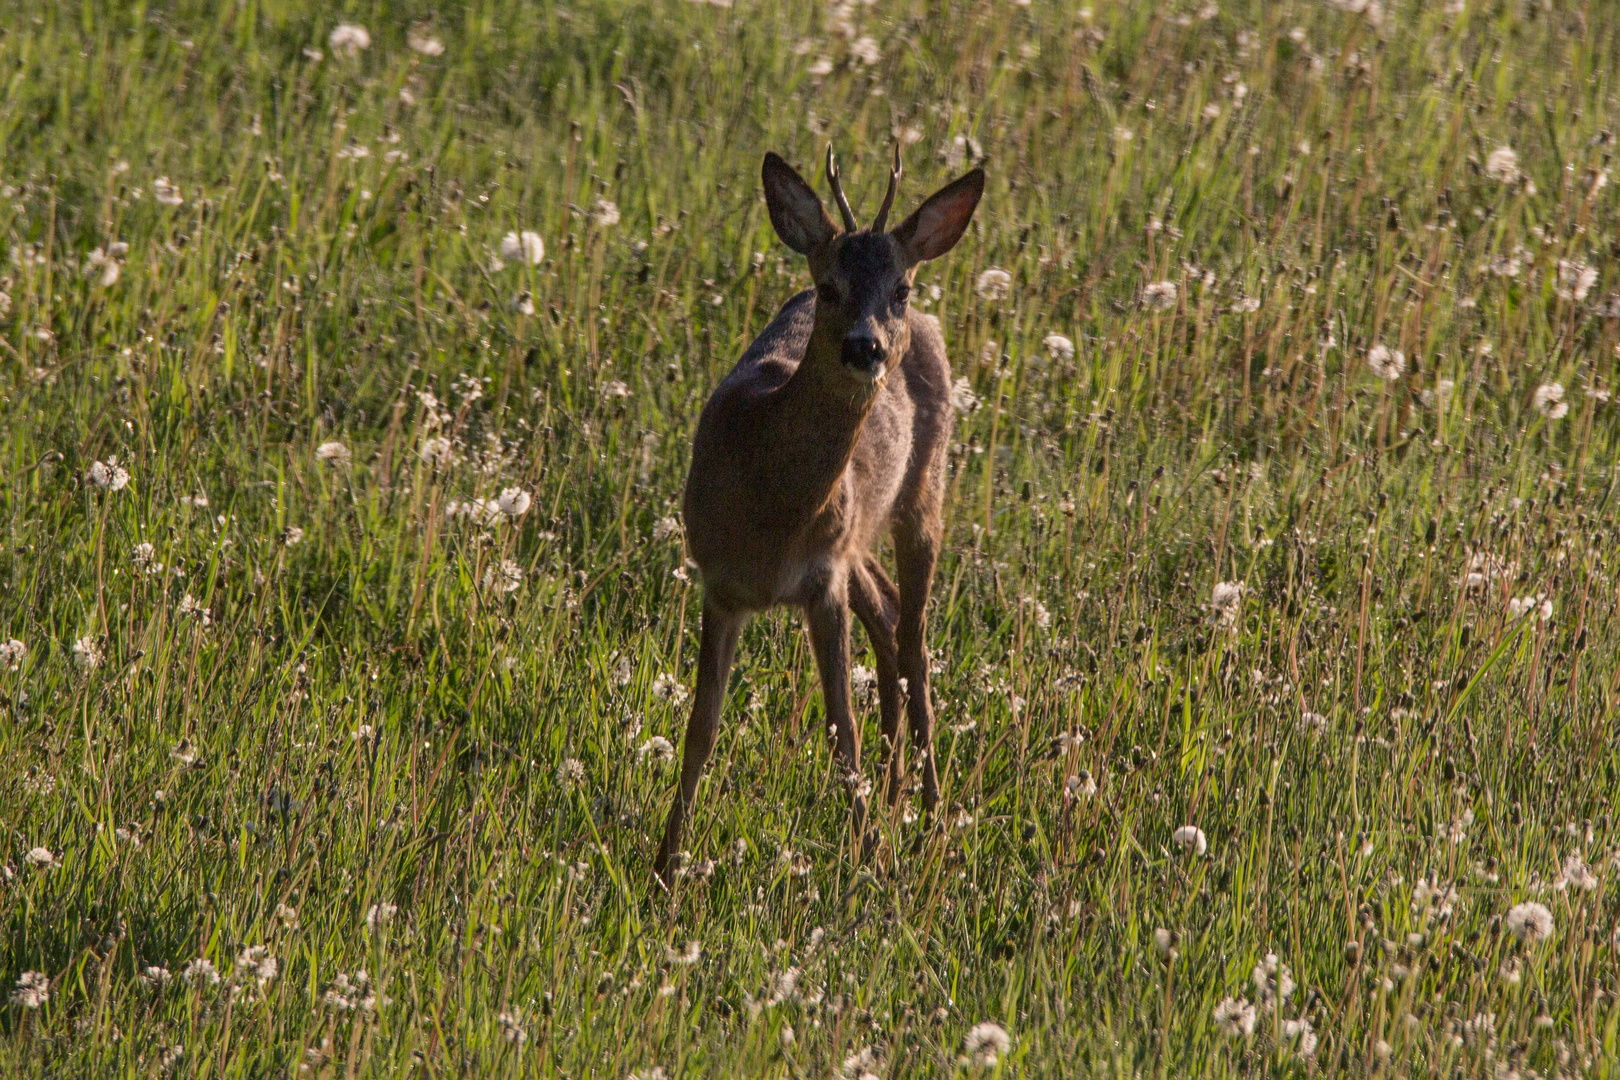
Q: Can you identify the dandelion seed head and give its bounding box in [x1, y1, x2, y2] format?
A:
[500, 230, 544, 266]
[10, 971, 48, 1009]
[975, 268, 1012, 301]
[1367, 344, 1406, 380]
[328, 23, 371, 56]
[1506, 901, 1554, 944]
[1142, 280, 1178, 311]
[1171, 825, 1208, 856]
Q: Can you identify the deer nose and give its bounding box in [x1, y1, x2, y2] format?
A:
[841, 332, 885, 371]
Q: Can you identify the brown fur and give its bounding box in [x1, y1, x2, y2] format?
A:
[654, 150, 984, 883]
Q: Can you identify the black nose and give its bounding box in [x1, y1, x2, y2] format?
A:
[841, 334, 884, 371]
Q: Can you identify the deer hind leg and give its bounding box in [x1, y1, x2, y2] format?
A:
[804, 579, 869, 847]
[654, 602, 744, 886]
[849, 556, 905, 805]
[894, 517, 943, 816]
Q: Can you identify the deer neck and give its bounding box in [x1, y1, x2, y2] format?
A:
[757, 330, 880, 520]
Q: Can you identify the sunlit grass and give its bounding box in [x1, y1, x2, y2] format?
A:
[2, 0, 1619, 1076]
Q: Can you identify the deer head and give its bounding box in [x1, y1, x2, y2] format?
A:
[761, 144, 984, 383]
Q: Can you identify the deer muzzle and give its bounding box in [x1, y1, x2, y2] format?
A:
[840, 331, 886, 375]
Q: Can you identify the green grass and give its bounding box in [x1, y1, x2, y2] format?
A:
[2, 0, 1619, 1075]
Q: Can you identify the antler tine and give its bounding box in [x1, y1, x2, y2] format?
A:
[871, 141, 903, 233]
[825, 143, 859, 233]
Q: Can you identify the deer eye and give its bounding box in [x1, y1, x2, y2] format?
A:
[817, 282, 843, 308]
[892, 284, 911, 307]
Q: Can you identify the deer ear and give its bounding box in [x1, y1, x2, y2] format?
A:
[891, 168, 985, 264]
[762, 152, 838, 256]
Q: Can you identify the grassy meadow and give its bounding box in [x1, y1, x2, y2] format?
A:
[4, 0, 1620, 1074]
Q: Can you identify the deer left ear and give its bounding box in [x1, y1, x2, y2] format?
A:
[762, 152, 838, 257]
[891, 168, 984, 265]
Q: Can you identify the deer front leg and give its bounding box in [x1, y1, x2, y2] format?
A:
[849, 557, 904, 805]
[654, 603, 744, 886]
[894, 523, 942, 817]
[804, 584, 869, 848]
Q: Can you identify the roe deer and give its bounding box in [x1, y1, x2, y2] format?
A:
[654, 144, 984, 883]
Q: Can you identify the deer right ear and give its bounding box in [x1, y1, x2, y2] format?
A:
[892, 168, 985, 265]
[762, 153, 838, 257]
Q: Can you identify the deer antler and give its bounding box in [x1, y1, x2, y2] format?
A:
[825, 143, 859, 233]
[871, 142, 902, 233]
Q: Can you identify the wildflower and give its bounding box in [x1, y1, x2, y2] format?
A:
[651, 673, 690, 706]
[975, 268, 1012, 301]
[1555, 853, 1599, 893]
[1209, 581, 1245, 625]
[0, 639, 25, 670]
[1043, 333, 1075, 361]
[849, 36, 881, 65]
[807, 56, 834, 77]
[170, 740, 198, 765]
[235, 946, 278, 984]
[496, 487, 532, 518]
[140, 965, 172, 990]
[592, 199, 621, 227]
[1533, 382, 1569, 419]
[177, 594, 211, 626]
[500, 230, 545, 266]
[365, 903, 398, 930]
[85, 246, 123, 287]
[1202, 102, 1221, 121]
[1213, 996, 1257, 1037]
[420, 437, 454, 468]
[665, 940, 702, 966]
[482, 559, 524, 593]
[1251, 952, 1295, 1010]
[1065, 771, 1097, 798]
[1505, 901, 1553, 944]
[962, 1022, 1011, 1068]
[1231, 296, 1260, 314]
[498, 1010, 528, 1044]
[1153, 928, 1178, 960]
[1171, 825, 1207, 856]
[134, 542, 157, 569]
[73, 636, 103, 670]
[152, 178, 184, 206]
[1366, 344, 1406, 380]
[652, 516, 682, 542]
[10, 971, 48, 1009]
[950, 377, 980, 414]
[285, 526, 305, 547]
[181, 958, 220, 986]
[851, 664, 878, 705]
[1555, 260, 1598, 302]
[328, 23, 371, 56]
[840, 1046, 880, 1079]
[638, 736, 675, 763]
[1508, 594, 1553, 621]
[315, 441, 351, 465]
[274, 903, 299, 929]
[1484, 146, 1520, 183]
[86, 459, 131, 491]
[323, 969, 378, 1013]
[1281, 1017, 1319, 1058]
[407, 26, 445, 56]
[556, 758, 584, 785]
[1141, 280, 1178, 311]
[24, 846, 58, 870]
